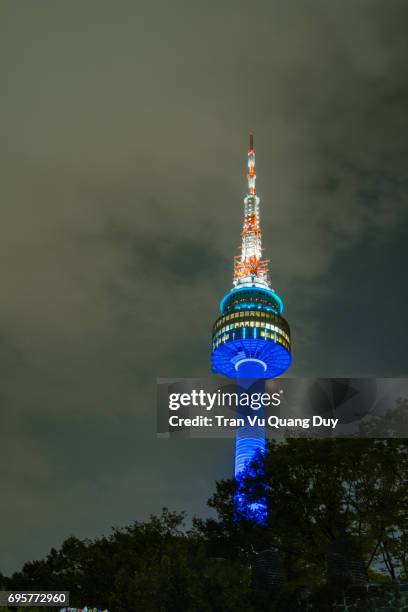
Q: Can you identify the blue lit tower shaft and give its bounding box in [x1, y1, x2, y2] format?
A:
[235, 377, 266, 477]
[211, 134, 292, 492]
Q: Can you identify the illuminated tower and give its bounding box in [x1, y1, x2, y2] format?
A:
[211, 133, 292, 479]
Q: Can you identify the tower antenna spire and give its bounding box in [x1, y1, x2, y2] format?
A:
[249, 131, 254, 151]
[233, 131, 268, 285]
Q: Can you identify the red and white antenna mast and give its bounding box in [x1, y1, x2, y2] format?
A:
[234, 132, 270, 288]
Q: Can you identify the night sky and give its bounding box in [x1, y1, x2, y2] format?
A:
[1, 1, 408, 573]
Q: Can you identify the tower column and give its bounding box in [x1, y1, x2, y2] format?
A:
[211, 134, 291, 516]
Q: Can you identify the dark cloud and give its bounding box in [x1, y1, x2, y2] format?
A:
[0, 0, 408, 572]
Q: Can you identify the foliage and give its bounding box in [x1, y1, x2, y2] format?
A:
[196, 438, 408, 589]
[4, 436, 408, 610]
[5, 509, 252, 612]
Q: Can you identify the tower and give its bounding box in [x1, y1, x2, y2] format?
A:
[211, 133, 292, 479]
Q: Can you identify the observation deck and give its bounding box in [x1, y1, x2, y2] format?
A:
[211, 285, 291, 379]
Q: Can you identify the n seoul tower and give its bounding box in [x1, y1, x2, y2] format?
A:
[211, 133, 292, 479]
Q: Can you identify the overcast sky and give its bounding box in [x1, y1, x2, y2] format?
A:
[1, 1, 408, 573]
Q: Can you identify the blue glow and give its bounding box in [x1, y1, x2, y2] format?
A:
[213, 288, 290, 525]
[235, 432, 265, 475]
[234, 371, 267, 523]
[219, 286, 284, 315]
[231, 301, 276, 311]
[211, 337, 291, 379]
[234, 357, 267, 374]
